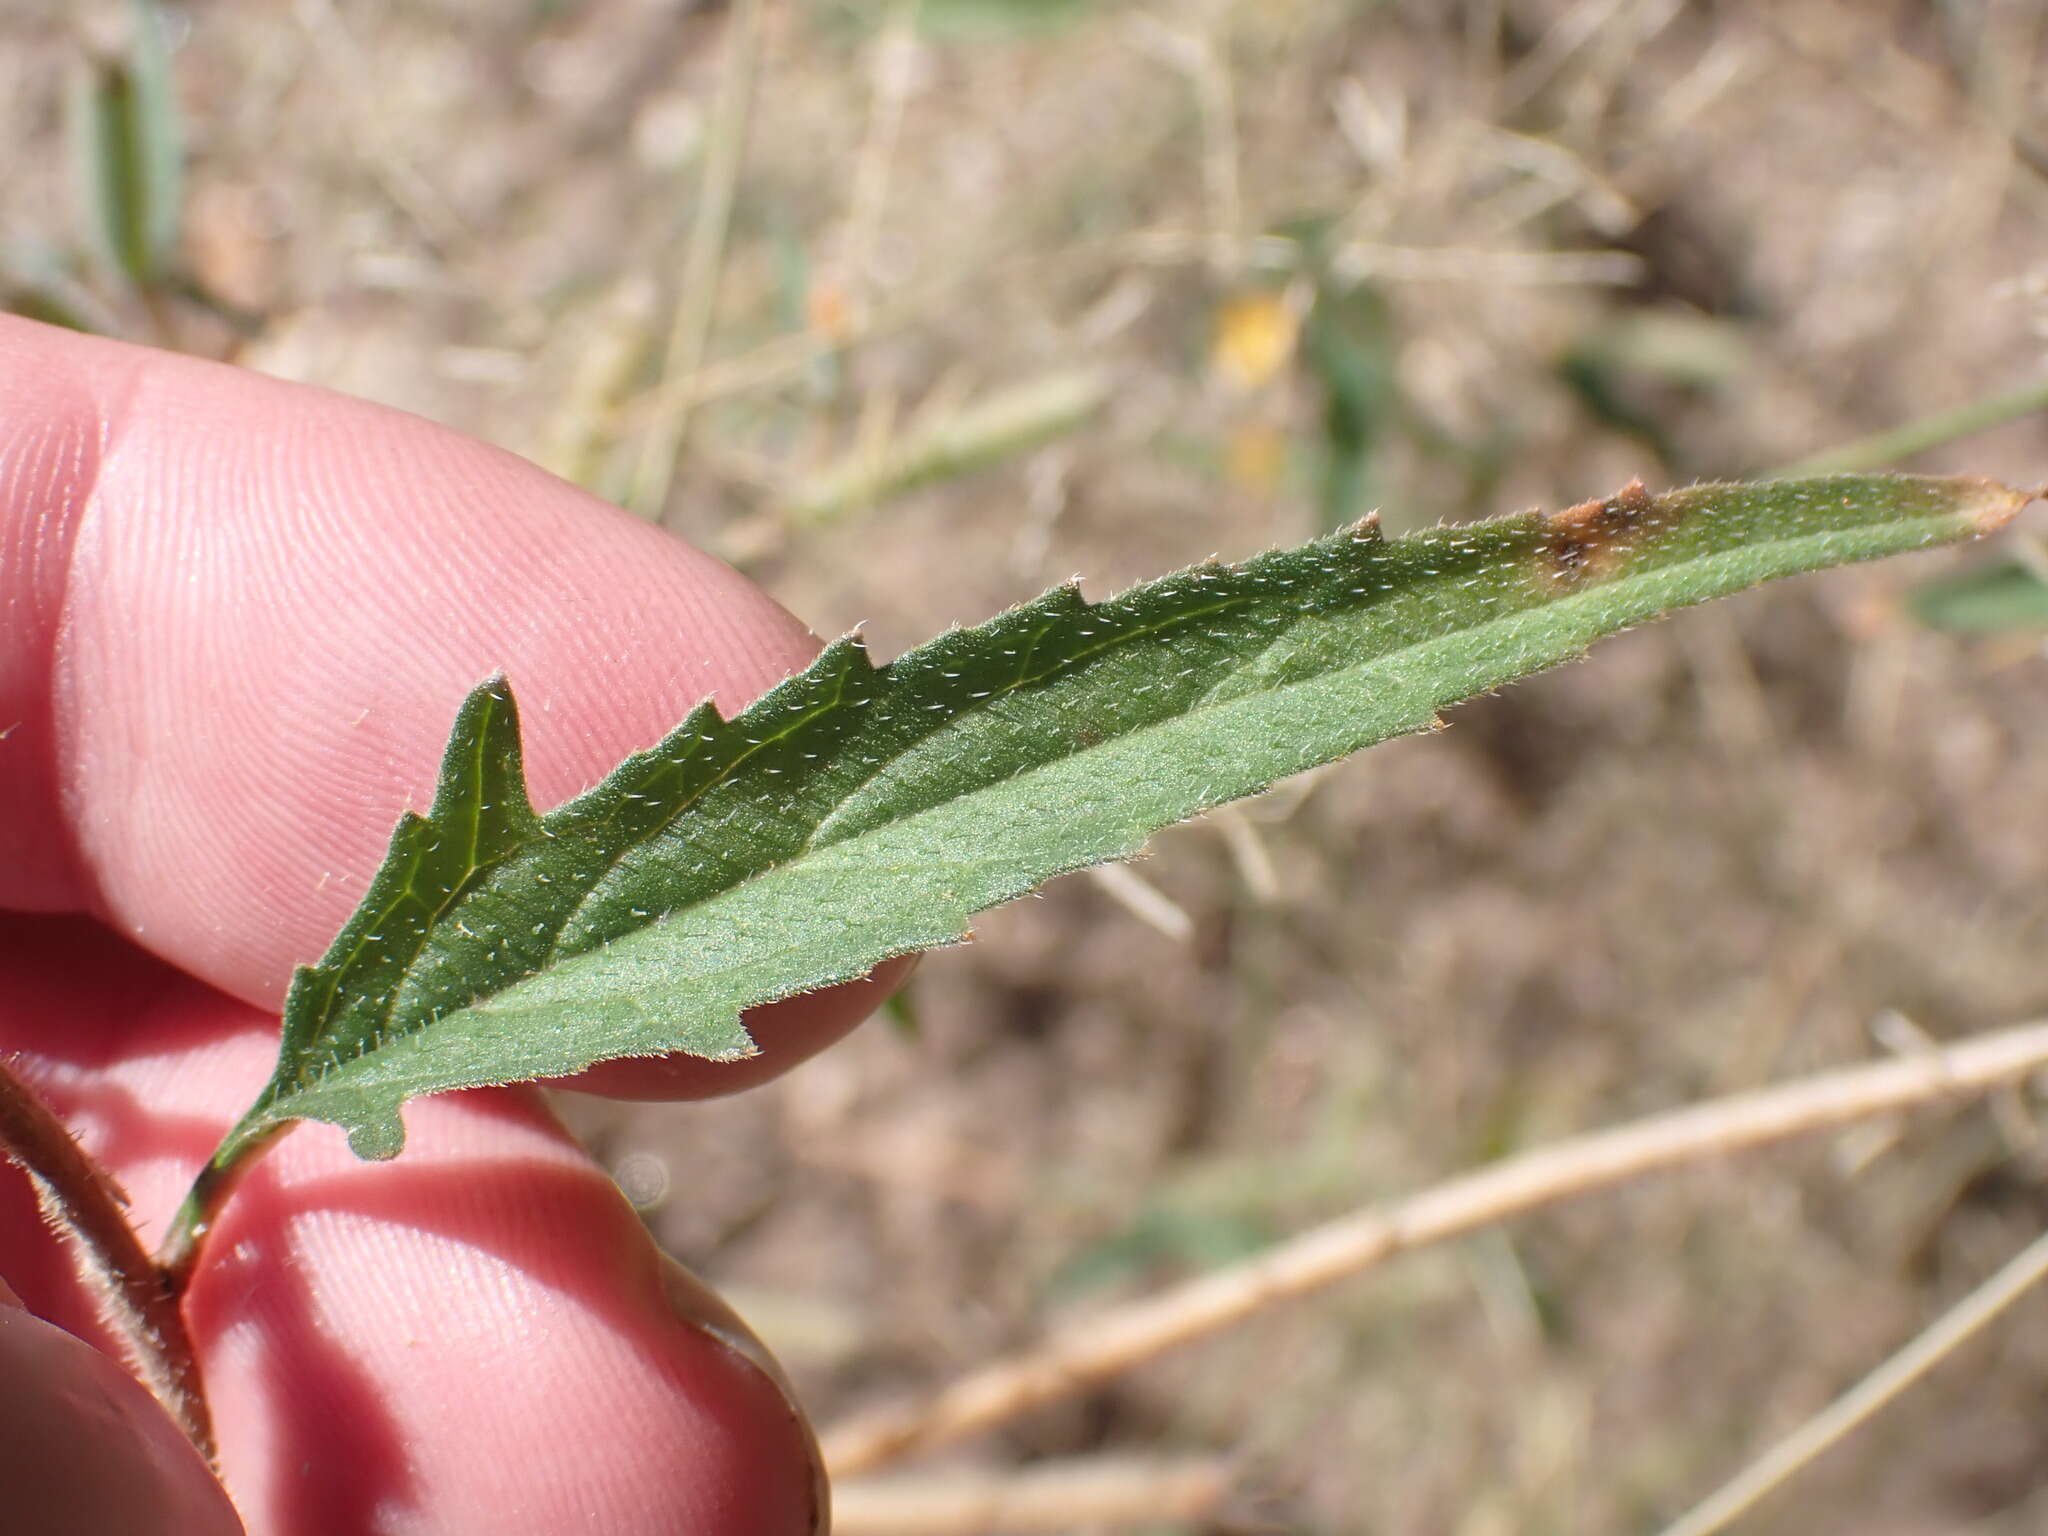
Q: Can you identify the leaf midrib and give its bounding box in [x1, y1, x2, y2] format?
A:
[539, 590, 1261, 959]
[799, 519, 1810, 859]
[536, 646, 865, 968]
[285, 694, 516, 1095]
[451, 517, 1885, 1029]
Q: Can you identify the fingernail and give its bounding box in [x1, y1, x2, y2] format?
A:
[659, 1255, 829, 1536]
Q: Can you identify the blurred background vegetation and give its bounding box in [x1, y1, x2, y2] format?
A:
[10, 1, 2048, 1530]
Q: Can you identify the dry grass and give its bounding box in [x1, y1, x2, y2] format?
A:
[11, 1, 2048, 1530]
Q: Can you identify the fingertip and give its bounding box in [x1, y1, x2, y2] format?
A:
[655, 1256, 830, 1536]
[0, 318, 828, 1008]
[185, 1088, 823, 1536]
[0, 1304, 245, 1536]
[3, 922, 826, 1535]
[4, 320, 901, 1101]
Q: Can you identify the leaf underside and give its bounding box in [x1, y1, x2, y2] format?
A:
[212, 474, 2024, 1167]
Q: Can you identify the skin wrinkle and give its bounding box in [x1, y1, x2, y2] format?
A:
[58, 401, 180, 935]
[1, 350, 111, 913]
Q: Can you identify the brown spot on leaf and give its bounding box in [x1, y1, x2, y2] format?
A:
[1540, 477, 1662, 585]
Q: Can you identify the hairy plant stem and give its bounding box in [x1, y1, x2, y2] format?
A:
[0, 1053, 215, 1466]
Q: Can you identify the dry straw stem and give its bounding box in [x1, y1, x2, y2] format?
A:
[1130, 15, 1242, 279]
[0, 1054, 214, 1465]
[1774, 374, 2048, 479]
[628, 0, 764, 519]
[781, 369, 1111, 525]
[293, 0, 472, 258]
[833, 1454, 1230, 1536]
[675, 225, 1639, 420]
[1656, 1222, 2048, 1536]
[821, 1016, 2048, 1478]
[535, 276, 656, 490]
[1085, 861, 1194, 944]
[833, 0, 920, 303]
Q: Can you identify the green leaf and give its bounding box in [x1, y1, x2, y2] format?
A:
[194, 474, 2028, 1187]
[1303, 276, 1398, 535]
[68, 1, 184, 292]
[1909, 556, 2048, 633]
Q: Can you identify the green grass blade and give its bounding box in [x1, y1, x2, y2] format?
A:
[193, 474, 2028, 1190]
[1910, 555, 2048, 633]
[68, 2, 184, 292]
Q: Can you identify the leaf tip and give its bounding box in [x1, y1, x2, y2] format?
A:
[447, 671, 522, 742]
[1954, 476, 2039, 535]
[344, 1111, 406, 1162]
[463, 672, 516, 711]
[814, 630, 881, 685]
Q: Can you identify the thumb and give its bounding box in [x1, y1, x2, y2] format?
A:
[0, 1280, 244, 1536]
[0, 314, 893, 1097]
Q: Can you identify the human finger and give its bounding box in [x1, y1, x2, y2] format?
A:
[0, 315, 896, 1095]
[0, 1273, 246, 1535]
[0, 914, 824, 1536]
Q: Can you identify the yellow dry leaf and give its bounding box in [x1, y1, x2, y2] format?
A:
[1211, 289, 1299, 391]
